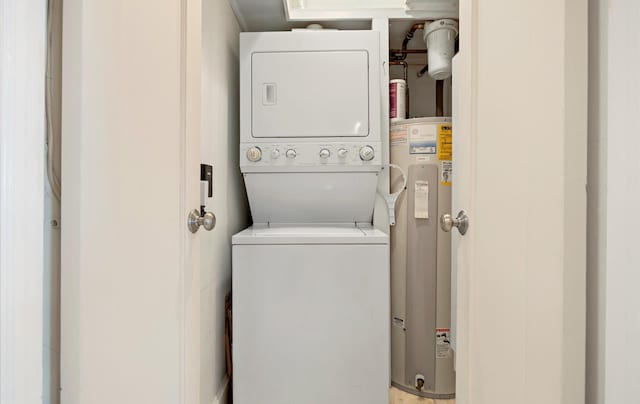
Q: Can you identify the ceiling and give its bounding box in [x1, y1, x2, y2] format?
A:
[228, 0, 376, 32]
[227, 0, 458, 32]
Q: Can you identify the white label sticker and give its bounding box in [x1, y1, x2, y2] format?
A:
[409, 124, 437, 154]
[441, 161, 452, 186]
[414, 181, 429, 219]
[390, 127, 408, 145]
[436, 328, 452, 359]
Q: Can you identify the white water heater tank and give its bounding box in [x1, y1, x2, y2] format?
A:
[390, 117, 455, 399]
[423, 19, 459, 80]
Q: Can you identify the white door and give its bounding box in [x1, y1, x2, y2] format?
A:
[61, 1, 203, 403]
[0, 1, 46, 402]
[451, 1, 587, 404]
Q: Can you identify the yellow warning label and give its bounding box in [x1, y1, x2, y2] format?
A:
[437, 124, 452, 161]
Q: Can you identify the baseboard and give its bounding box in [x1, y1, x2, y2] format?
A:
[211, 375, 230, 404]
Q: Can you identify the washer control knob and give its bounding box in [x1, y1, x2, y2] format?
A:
[319, 148, 331, 159]
[286, 149, 297, 159]
[359, 145, 375, 161]
[337, 148, 348, 158]
[246, 146, 262, 162]
[271, 148, 280, 159]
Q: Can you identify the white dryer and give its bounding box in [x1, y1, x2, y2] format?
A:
[239, 30, 382, 224]
[232, 226, 389, 404]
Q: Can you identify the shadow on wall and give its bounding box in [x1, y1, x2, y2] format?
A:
[200, 0, 250, 403]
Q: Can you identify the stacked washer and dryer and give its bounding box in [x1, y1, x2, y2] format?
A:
[232, 30, 389, 404]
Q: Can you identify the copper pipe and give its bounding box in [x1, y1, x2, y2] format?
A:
[390, 22, 427, 61]
[390, 48, 427, 55]
[389, 61, 408, 83]
[417, 64, 429, 77]
[402, 22, 425, 54]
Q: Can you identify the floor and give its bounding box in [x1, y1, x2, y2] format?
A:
[390, 387, 455, 404]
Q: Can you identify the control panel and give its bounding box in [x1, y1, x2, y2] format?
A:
[240, 142, 382, 168]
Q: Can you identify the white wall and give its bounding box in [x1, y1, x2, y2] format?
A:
[200, 1, 250, 403]
[587, 1, 640, 403]
[603, 0, 640, 402]
[0, 0, 46, 402]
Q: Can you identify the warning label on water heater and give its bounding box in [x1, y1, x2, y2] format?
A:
[441, 161, 452, 186]
[409, 124, 437, 154]
[436, 328, 452, 359]
[390, 127, 408, 145]
[437, 124, 453, 161]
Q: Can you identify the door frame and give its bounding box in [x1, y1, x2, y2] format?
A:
[0, 0, 46, 402]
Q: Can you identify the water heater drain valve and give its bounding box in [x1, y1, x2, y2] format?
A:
[381, 164, 407, 226]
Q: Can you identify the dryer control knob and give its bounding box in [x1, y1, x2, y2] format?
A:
[319, 148, 331, 159]
[271, 148, 280, 159]
[247, 146, 262, 162]
[337, 148, 348, 158]
[286, 149, 297, 159]
[359, 145, 375, 161]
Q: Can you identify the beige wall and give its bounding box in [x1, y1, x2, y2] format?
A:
[200, 1, 250, 403]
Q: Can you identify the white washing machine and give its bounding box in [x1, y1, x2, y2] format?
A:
[233, 29, 389, 404]
[232, 226, 389, 404]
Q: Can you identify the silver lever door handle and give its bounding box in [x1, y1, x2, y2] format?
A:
[440, 210, 469, 235]
[188, 209, 216, 233]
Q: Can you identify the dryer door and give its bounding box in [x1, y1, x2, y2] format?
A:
[251, 50, 370, 138]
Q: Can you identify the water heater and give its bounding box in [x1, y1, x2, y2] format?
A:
[390, 117, 455, 399]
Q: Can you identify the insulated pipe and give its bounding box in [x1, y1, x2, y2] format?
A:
[436, 80, 444, 117]
[390, 61, 409, 118]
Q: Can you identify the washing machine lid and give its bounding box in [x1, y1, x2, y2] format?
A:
[232, 225, 388, 245]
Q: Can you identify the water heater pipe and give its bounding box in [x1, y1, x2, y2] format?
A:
[402, 22, 425, 56]
[390, 48, 427, 55]
[390, 22, 428, 61]
[436, 80, 444, 117]
[389, 61, 408, 83]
